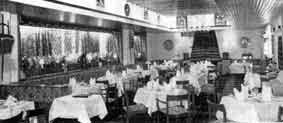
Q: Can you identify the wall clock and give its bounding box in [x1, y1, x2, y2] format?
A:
[124, 3, 130, 16]
[163, 40, 174, 51]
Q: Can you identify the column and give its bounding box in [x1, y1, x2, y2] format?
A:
[0, 2, 20, 83]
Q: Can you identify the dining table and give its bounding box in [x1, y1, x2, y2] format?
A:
[134, 87, 189, 115]
[49, 94, 108, 123]
[216, 95, 283, 122]
[0, 100, 35, 120]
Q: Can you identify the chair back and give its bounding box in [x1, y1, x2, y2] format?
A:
[176, 80, 190, 88]
[167, 94, 189, 101]
[96, 80, 117, 103]
[207, 99, 227, 122]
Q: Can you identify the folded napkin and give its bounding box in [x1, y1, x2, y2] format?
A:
[176, 70, 181, 77]
[262, 84, 272, 102]
[162, 82, 172, 91]
[89, 78, 96, 87]
[276, 71, 283, 83]
[69, 78, 77, 89]
[106, 70, 111, 77]
[153, 79, 160, 90]
[4, 95, 17, 106]
[136, 65, 141, 71]
[153, 62, 157, 66]
[233, 84, 248, 101]
[146, 80, 154, 90]
[122, 70, 127, 77]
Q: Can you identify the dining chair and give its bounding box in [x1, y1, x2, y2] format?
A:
[278, 106, 283, 122]
[122, 82, 149, 123]
[156, 92, 194, 123]
[21, 101, 51, 123]
[96, 80, 118, 104]
[176, 80, 190, 89]
[207, 99, 228, 123]
[22, 108, 49, 123]
[52, 118, 80, 123]
[137, 75, 150, 88]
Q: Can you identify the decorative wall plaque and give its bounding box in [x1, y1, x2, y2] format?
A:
[124, 3, 130, 16]
[96, 0, 105, 8]
[163, 40, 174, 51]
[240, 37, 251, 48]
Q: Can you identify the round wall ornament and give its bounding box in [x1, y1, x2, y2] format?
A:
[240, 37, 250, 48]
[124, 3, 130, 16]
[163, 40, 174, 51]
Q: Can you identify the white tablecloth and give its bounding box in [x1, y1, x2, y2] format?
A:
[134, 88, 188, 115]
[217, 95, 283, 122]
[229, 63, 246, 74]
[0, 101, 35, 120]
[49, 95, 108, 123]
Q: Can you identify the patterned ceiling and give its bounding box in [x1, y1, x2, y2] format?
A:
[127, 0, 283, 29]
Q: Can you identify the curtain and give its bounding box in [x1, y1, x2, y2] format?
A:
[111, 32, 123, 62]
[133, 33, 147, 59]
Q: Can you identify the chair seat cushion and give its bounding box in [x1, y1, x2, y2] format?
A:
[123, 104, 147, 114]
[160, 106, 188, 117]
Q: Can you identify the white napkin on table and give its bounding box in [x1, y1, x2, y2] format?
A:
[153, 79, 160, 90]
[147, 80, 154, 89]
[69, 78, 77, 89]
[262, 84, 272, 102]
[276, 71, 283, 83]
[4, 95, 17, 106]
[153, 62, 157, 66]
[122, 70, 127, 77]
[176, 70, 181, 77]
[163, 82, 172, 91]
[137, 65, 141, 71]
[233, 84, 248, 101]
[106, 70, 111, 77]
[89, 78, 96, 87]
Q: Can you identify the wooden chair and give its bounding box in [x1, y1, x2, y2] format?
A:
[21, 101, 51, 123]
[156, 92, 194, 123]
[137, 75, 150, 88]
[278, 106, 283, 122]
[207, 99, 227, 123]
[96, 80, 118, 104]
[122, 82, 149, 123]
[176, 80, 190, 89]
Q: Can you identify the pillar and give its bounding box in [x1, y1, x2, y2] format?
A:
[0, 2, 20, 83]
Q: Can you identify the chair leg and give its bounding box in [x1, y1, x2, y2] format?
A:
[157, 113, 160, 123]
[166, 116, 169, 123]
